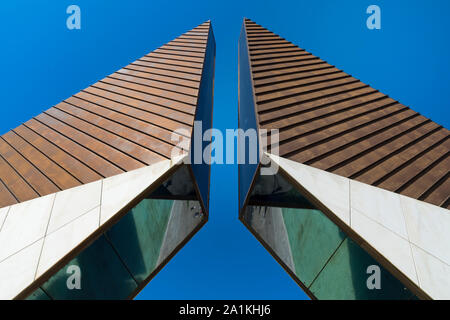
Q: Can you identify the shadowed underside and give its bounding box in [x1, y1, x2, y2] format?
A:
[0, 21, 212, 209]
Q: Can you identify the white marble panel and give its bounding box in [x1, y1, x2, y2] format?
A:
[0, 194, 55, 262]
[401, 195, 450, 266]
[411, 244, 450, 300]
[350, 179, 408, 239]
[351, 208, 418, 285]
[268, 153, 350, 226]
[47, 180, 102, 234]
[0, 239, 44, 299]
[36, 206, 100, 279]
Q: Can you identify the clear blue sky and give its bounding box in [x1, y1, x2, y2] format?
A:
[0, 1, 449, 299]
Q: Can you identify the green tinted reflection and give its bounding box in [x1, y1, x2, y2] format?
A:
[282, 207, 346, 287]
[248, 172, 314, 209]
[309, 237, 417, 300]
[40, 235, 137, 300]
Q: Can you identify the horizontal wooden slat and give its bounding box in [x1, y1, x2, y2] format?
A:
[0, 179, 18, 207]
[258, 81, 367, 113]
[422, 175, 450, 206]
[109, 72, 198, 96]
[117, 67, 199, 89]
[72, 91, 193, 131]
[0, 155, 38, 202]
[134, 58, 203, 75]
[55, 102, 173, 159]
[130, 61, 201, 81]
[377, 142, 449, 192]
[92, 82, 196, 115]
[101, 77, 198, 105]
[83, 86, 195, 124]
[146, 51, 204, 64]
[332, 122, 443, 177]
[265, 93, 390, 134]
[41, 108, 150, 169]
[259, 86, 378, 124]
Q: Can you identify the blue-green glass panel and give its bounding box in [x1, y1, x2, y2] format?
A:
[41, 235, 137, 300]
[149, 166, 196, 200]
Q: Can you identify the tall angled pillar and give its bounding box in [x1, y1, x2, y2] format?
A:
[238, 18, 449, 300]
[0, 21, 215, 300]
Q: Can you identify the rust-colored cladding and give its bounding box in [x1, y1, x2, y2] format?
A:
[0, 21, 213, 208]
[243, 19, 449, 209]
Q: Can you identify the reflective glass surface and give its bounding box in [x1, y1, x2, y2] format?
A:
[28, 165, 204, 300]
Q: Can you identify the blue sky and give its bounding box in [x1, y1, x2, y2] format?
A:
[0, 1, 449, 299]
